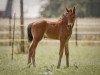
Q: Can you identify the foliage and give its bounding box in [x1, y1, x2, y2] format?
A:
[40, 0, 64, 18]
[40, 0, 100, 18]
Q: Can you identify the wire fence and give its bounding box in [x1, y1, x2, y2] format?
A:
[0, 18, 100, 46]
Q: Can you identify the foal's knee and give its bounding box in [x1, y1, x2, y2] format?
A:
[65, 50, 69, 56]
[59, 51, 63, 57]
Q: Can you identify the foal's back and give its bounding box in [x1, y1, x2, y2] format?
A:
[31, 19, 61, 39]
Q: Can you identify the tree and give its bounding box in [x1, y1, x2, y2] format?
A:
[40, 0, 100, 17]
[40, 0, 65, 18]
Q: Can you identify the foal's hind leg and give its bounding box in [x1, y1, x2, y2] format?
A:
[28, 41, 34, 66]
[65, 42, 69, 67]
[28, 39, 40, 67]
[31, 38, 41, 67]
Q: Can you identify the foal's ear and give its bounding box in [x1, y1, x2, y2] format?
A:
[73, 7, 75, 14]
[66, 8, 69, 12]
[62, 14, 65, 17]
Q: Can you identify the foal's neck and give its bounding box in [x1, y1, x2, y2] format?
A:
[58, 16, 68, 25]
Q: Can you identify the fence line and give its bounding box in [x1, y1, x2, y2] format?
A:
[0, 39, 100, 44]
[0, 31, 100, 35]
[0, 18, 100, 46]
[0, 23, 100, 27]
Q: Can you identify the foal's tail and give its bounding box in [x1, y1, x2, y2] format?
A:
[27, 23, 33, 42]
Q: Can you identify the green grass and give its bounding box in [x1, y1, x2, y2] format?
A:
[0, 42, 100, 75]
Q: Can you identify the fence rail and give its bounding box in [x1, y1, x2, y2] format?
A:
[0, 39, 100, 44]
[0, 31, 100, 35]
[0, 18, 100, 45]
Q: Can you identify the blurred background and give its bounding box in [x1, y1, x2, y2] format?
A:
[0, 0, 100, 50]
[0, 0, 100, 74]
[0, 0, 100, 18]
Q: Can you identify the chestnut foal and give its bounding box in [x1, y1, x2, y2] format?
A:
[27, 7, 76, 68]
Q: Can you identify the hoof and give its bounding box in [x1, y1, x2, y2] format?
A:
[33, 64, 36, 67]
[66, 65, 69, 68]
[57, 66, 60, 69]
[27, 63, 32, 68]
[27, 65, 31, 68]
[33, 63, 36, 67]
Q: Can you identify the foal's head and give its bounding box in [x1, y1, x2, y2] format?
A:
[62, 7, 76, 29]
[66, 7, 76, 28]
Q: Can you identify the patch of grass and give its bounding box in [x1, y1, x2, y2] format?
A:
[0, 43, 100, 75]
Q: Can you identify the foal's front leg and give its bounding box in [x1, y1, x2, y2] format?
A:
[65, 42, 69, 67]
[57, 40, 66, 68]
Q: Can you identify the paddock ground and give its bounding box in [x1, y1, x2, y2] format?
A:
[0, 42, 100, 75]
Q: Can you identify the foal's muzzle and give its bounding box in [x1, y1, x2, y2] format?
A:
[67, 23, 73, 30]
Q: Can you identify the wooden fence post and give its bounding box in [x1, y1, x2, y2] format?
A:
[9, 17, 12, 46]
[11, 13, 16, 60]
[20, 0, 25, 53]
[75, 18, 78, 46]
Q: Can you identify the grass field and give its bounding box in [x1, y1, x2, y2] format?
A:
[0, 42, 100, 75]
